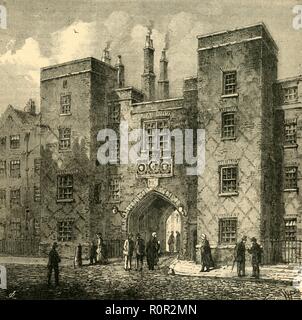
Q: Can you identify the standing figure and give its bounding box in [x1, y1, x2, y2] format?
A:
[248, 237, 263, 279]
[47, 242, 61, 286]
[123, 233, 134, 271]
[168, 231, 175, 254]
[146, 232, 159, 271]
[200, 234, 213, 272]
[176, 231, 181, 253]
[135, 233, 145, 271]
[96, 233, 107, 264]
[89, 241, 97, 265]
[234, 236, 247, 277]
[74, 243, 82, 268]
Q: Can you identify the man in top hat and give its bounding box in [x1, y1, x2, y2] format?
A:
[248, 237, 263, 279]
[200, 234, 213, 272]
[135, 233, 145, 271]
[234, 236, 247, 277]
[123, 233, 134, 271]
[47, 242, 61, 286]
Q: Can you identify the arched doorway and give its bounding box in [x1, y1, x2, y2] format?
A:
[127, 191, 184, 254]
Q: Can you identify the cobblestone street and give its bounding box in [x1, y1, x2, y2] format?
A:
[0, 258, 301, 300]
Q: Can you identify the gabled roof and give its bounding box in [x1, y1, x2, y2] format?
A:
[0, 105, 40, 130]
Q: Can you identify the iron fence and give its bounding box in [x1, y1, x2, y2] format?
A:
[262, 240, 302, 264]
[103, 239, 124, 258]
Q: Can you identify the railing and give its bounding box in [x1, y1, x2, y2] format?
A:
[262, 240, 302, 264]
[0, 239, 40, 256]
[103, 239, 124, 259]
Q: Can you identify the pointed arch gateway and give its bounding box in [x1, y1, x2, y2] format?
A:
[122, 187, 188, 256]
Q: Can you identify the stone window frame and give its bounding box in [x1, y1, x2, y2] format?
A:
[10, 159, 21, 178]
[221, 111, 236, 140]
[57, 219, 74, 242]
[284, 119, 297, 148]
[0, 189, 6, 207]
[284, 166, 298, 191]
[108, 102, 121, 125]
[10, 188, 21, 207]
[219, 218, 238, 244]
[33, 185, 41, 202]
[0, 160, 6, 178]
[284, 218, 297, 241]
[222, 71, 237, 96]
[60, 94, 72, 115]
[10, 134, 20, 149]
[283, 86, 298, 104]
[109, 176, 121, 203]
[58, 127, 71, 151]
[57, 174, 74, 202]
[219, 164, 239, 196]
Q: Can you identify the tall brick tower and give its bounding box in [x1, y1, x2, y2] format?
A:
[141, 31, 156, 101]
[158, 49, 169, 99]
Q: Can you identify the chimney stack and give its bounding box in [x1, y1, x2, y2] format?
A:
[24, 99, 36, 115]
[101, 47, 111, 64]
[158, 49, 169, 99]
[141, 31, 156, 101]
[115, 55, 125, 88]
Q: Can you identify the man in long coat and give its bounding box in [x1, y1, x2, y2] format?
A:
[123, 233, 134, 271]
[234, 236, 247, 277]
[248, 237, 263, 279]
[200, 234, 213, 272]
[47, 242, 61, 286]
[175, 231, 181, 253]
[168, 231, 175, 254]
[146, 232, 159, 271]
[134, 233, 145, 271]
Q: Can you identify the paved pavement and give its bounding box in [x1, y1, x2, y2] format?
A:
[0, 256, 301, 300]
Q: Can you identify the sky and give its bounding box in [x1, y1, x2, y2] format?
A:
[0, 0, 301, 113]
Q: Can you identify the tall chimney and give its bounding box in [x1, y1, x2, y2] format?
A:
[115, 55, 125, 88]
[101, 47, 111, 64]
[141, 31, 156, 101]
[158, 49, 169, 99]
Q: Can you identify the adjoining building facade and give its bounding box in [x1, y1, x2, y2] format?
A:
[1, 22, 301, 264]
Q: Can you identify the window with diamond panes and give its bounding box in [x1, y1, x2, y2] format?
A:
[222, 112, 236, 139]
[284, 120, 297, 146]
[57, 175, 73, 200]
[219, 218, 237, 244]
[223, 71, 237, 95]
[284, 87, 298, 103]
[10, 160, 20, 178]
[59, 128, 71, 150]
[57, 220, 73, 242]
[60, 94, 71, 114]
[144, 120, 169, 161]
[220, 166, 238, 194]
[284, 219, 297, 241]
[0, 160, 6, 177]
[284, 167, 298, 190]
[109, 178, 120, 202]
[10, 135, 20, 149]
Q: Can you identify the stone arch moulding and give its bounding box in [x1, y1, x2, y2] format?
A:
[121, 186, 187, 232]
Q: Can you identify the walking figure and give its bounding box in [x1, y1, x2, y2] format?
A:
[74, 244, 82, 268]
[135, 233, 145, 271]
[47, 242, 61, 287]
[234, 236, 247, 277]
[89, 241, 97, 265]
[168, 231, 175, 254]
[123, 233, 134, 271]
[200, 234, 213, 272]
[175, 231, 181, 253]
[248, 237, 263, 279]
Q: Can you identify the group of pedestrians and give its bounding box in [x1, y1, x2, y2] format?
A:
[167, 231, 181, 254]
[123, 232, 161, 271]
[199, 234, 263, 278]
